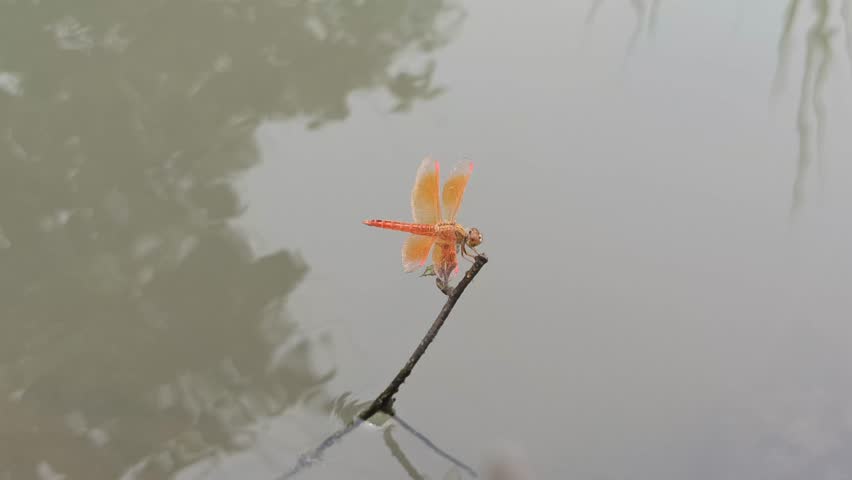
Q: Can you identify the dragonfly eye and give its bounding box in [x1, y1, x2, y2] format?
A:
[467, 228, 482, 247]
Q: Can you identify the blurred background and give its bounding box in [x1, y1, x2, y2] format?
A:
[1, 0, 852, 479]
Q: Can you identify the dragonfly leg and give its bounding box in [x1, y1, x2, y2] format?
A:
[459, 243, 475, 263]
[436, 277, 453, 296]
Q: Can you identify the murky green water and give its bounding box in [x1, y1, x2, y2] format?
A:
[2, 1, 852, 479]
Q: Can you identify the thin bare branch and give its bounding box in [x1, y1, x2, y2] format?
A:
[278, 254, 489, 479]
[358, 253, 489, 421]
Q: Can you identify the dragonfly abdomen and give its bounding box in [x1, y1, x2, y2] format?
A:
[363, 219, 436, 236]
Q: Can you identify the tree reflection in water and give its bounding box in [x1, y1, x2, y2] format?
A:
[774, 0, 851, 212]
[588, 0, 852, 211]
[585, 2, 852, 477]
[586, 0, 662, 53]
[0, 0, 463, 478]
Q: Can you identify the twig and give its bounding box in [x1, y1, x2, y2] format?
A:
[358, 253, 489, 420]
[277, 253, 488, 478]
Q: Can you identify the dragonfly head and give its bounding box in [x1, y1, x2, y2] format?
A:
[466, 227, 483, 248]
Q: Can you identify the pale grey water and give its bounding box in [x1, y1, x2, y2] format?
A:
[2, 1, 852, 479]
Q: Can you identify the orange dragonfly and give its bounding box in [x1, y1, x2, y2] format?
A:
[364, 157, 483, 287]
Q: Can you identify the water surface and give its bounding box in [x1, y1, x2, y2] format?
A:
[3, 1, 852, 479]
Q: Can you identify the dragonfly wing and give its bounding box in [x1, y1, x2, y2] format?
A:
[402, 234, 435, 272]
[411, 157, 442, 224]
[441, 160, 473, 222]
[432, 241, 458, 283]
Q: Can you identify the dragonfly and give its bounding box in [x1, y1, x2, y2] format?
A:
[363, 157, 483, 289]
